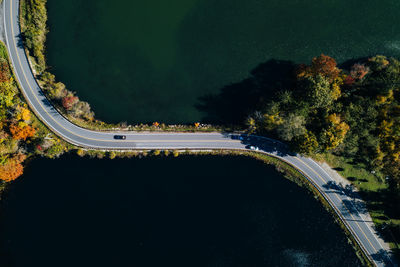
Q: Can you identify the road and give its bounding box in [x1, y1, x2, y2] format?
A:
[3, 0, 398, 266]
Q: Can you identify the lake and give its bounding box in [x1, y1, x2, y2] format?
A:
[0, 155, 361, 266]
[45, 0, 400, 124]
[2, 0, 391, 265]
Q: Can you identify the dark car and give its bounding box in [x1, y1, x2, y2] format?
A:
[113, 135, 126, 140]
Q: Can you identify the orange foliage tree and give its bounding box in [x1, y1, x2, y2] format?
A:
[297, 54, 340, 81]
[311, 54, 340, 80]
[9, 122, 36, 140]
[0, 154, 26, 182]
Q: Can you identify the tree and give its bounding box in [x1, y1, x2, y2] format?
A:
[350, 63, 370, 81]
[303, 74, 335, 109]
[9, 122, 36, 140]
[0, 59, 11, 82]
[297, 54, 340, 81]
[70, 101, 94, 120]
[293, 130, 319, 155]
[368, 55, 389, 71]
[311, 54, 340, 81]
[45, 141, 67, 158]
[320, 114, 350, 150]
[246, 116, 257, 133]
[62, 95, 78, 110]
[276, 114, 306, 141]
[0, 80, 16, 109]
[21, 107, 31, 122]
[0, 155, 26, 182]
[15, 106, 31, 122]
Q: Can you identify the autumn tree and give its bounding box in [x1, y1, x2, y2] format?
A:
[9, 122, 36, 140]
[0, 59, 11, 82]
[296, 54, 340, 81]
[62, 95, 78, 110]
[15, 105, 32, 122]
[350, 63, 370, 81]
[0, 154, 26, 182]
[320, 114, 350, 151]
[70, 101, 94, 120]
[0, 80, 17, 109]
[293, 130, 319, 155]
[311, 54, 340, 80]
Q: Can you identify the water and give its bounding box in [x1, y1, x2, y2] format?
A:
[0, 155, 361, 267]
[46, 0, 400, 124]
[7, 1, 389, 265]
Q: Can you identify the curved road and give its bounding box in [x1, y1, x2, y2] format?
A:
[3, 0, 398, 266]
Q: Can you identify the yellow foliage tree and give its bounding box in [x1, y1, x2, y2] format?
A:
[294, 130, 319, 155]
[322, 114, 350, 150]
[21, 107, 31, 121]
[327, 113, 341, 125]
[263, 113, 283, 131]
[15, 105, 32, 122]
[331, 82, 341, 100]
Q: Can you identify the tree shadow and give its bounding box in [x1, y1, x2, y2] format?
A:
[333, 167, 344, 171]
[196, 59, 296, 125]
[338, 57, 371, 70]
[16, 33, 25, 49]
[224, 133, 294, 157]
[371, 248, 398, 266]
[358, 188, 400, 262]
[322, 181, 360, 200]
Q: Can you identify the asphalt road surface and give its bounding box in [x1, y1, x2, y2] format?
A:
[3, 0, 398, 266]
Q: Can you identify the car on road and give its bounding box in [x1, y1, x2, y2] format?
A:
[113, 135, 126, 140]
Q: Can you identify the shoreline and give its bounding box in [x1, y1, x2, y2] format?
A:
[3, 0, 398, 265]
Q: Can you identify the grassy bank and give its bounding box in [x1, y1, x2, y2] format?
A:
[322, 153, 400, 258]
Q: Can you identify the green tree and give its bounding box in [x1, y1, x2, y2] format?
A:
[276, 114, 306, 141]
[292, 130, 319, 155]
[302, 74, 335, 109]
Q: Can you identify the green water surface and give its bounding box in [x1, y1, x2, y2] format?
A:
[46, 0, 400, 124]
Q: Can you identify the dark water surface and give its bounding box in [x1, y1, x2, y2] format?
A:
[0, 155, 361, 267]
[7, 1, 387, 265]
[46, 0, 400, 124]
